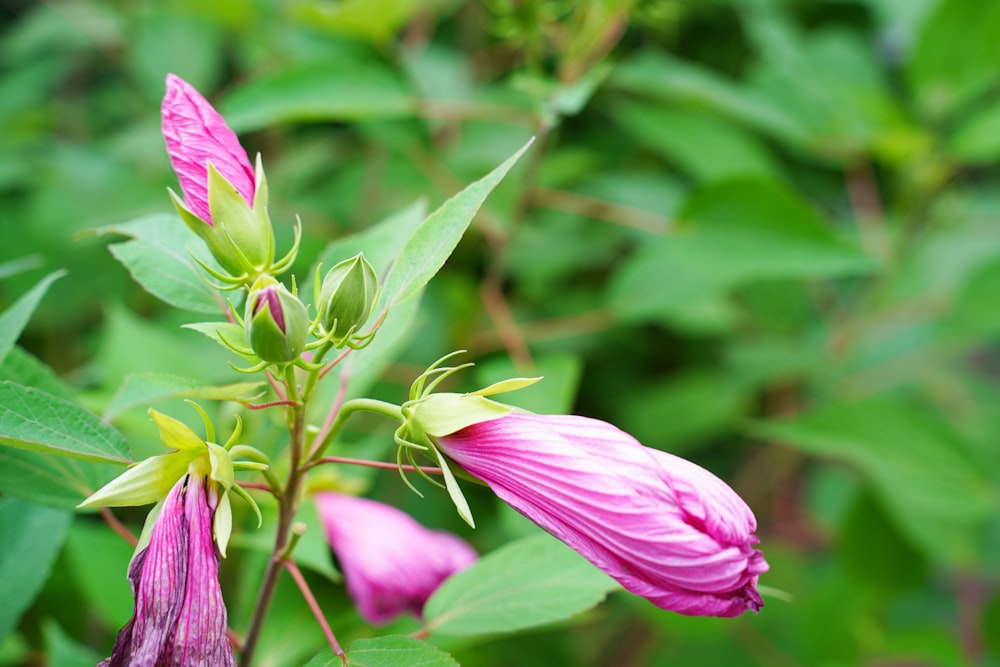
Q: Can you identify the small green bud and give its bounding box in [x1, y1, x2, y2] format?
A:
[319, 253, 378, 344]
[245, 276, 309, 363]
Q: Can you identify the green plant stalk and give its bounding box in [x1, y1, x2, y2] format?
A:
[241, 366, 308, 666]
[240, 381, 401, 664]
[306, 397, 404, 464]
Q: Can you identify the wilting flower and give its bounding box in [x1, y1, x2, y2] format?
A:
[434, 413, 768, 617]
[98, 471, 236, 666]
[161, 73, 254, 225]
[315, 492, 478, 624]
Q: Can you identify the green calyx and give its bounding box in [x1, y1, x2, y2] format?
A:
[170, 154, 300, 288]
[244, 275, 310, 364]
[391, 351, 543, 528]
[78, 404, 269, 558]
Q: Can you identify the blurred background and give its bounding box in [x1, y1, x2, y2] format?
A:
[2, 0, 1000, 665]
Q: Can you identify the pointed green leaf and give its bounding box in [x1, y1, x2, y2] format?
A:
[423, 533, 619, 636]
[304, 635, 459, 667]
[0, 255, 43, 281]
[93, 214, 222, 314]
[104, 372, 264, 420]
[182, 321, 257, 361]
[221, 61, 416, 133]
[0, 270, 64, 366]
[0, 499, 73, 643]
[0, 447, 117, 509]
[0, 382, 131, 463]
[382, 139, 534, 307]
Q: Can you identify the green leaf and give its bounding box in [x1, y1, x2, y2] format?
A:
[609, 179, 874, 328]
[0, 498, 73, 642]
[947, 104, 1000, 164]
[104, 372, 264, 420]
[0, 345, 75, 400]
[0, 270, 64, 366]
[907, 0, 1000, 119]
[0, 255, 42, 281]
[93, 214, 221, 314]
[0, 446, 117, 509]
[610, 101, 782, 184]
[608, 49, 806, 147]
[304, 635, 459, 667]
[0, 382, 131, 464]
[748, 396, 997, 564]
[423, 533, 619, 636]
[43, 620, 105, 667]
[182, 321, 256, 361]
[382, 139, 534, 308]
[62, 520, 134, 631]
[221, 61, 415, 133]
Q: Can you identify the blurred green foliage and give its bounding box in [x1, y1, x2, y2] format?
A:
[2, 0, 1000, 665]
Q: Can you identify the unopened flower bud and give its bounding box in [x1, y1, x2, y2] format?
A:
[245, 276, 308, 363]
[319, 253, 377, 343]
[162, 74, 289, 284]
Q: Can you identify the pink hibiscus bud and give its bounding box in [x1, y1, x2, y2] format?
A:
[433, 413, 768, 618]
[162, 74, 279, 283]
[314, 492, 478, 625]
[98, 472, 236, 666]
[244, 275, 309, 363]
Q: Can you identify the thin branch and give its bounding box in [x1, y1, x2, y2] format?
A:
[309, 367, 350, 460]
[481, 280, 534, 370]
[265, 369, 287, 402]
[247, 399, 300, 410]
[284, 559, 346, 663]
[100, 507, 138, 548]
[527, 187, 672, 235]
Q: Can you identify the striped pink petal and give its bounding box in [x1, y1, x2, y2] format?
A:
[315, 492, 478, 624]
[161, 74, 254, 225]
[436, 413, 768, 617]
[99, 474, 236, 666]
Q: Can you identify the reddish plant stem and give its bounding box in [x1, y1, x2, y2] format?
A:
[284, 559, 346, 663]
[100, 507, 137, 548]
[265, 369, 287, 401]
[247, 399, 299, 410]
[309, 367, 350, 461]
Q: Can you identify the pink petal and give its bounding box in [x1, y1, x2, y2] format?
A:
[161, 74, 255, 225]
[437, 413, 768, 617]
[315, 492, 478, 624]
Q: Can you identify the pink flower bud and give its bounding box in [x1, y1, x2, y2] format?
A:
[161, 74, 255, 226]
[98, 473, 236, 666]
[315, 492, 478, 625]
[435, 414, 768, 617]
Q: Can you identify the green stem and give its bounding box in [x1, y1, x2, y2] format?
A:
[241, 366, 309, 666]
[306, 398, 404, 464]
